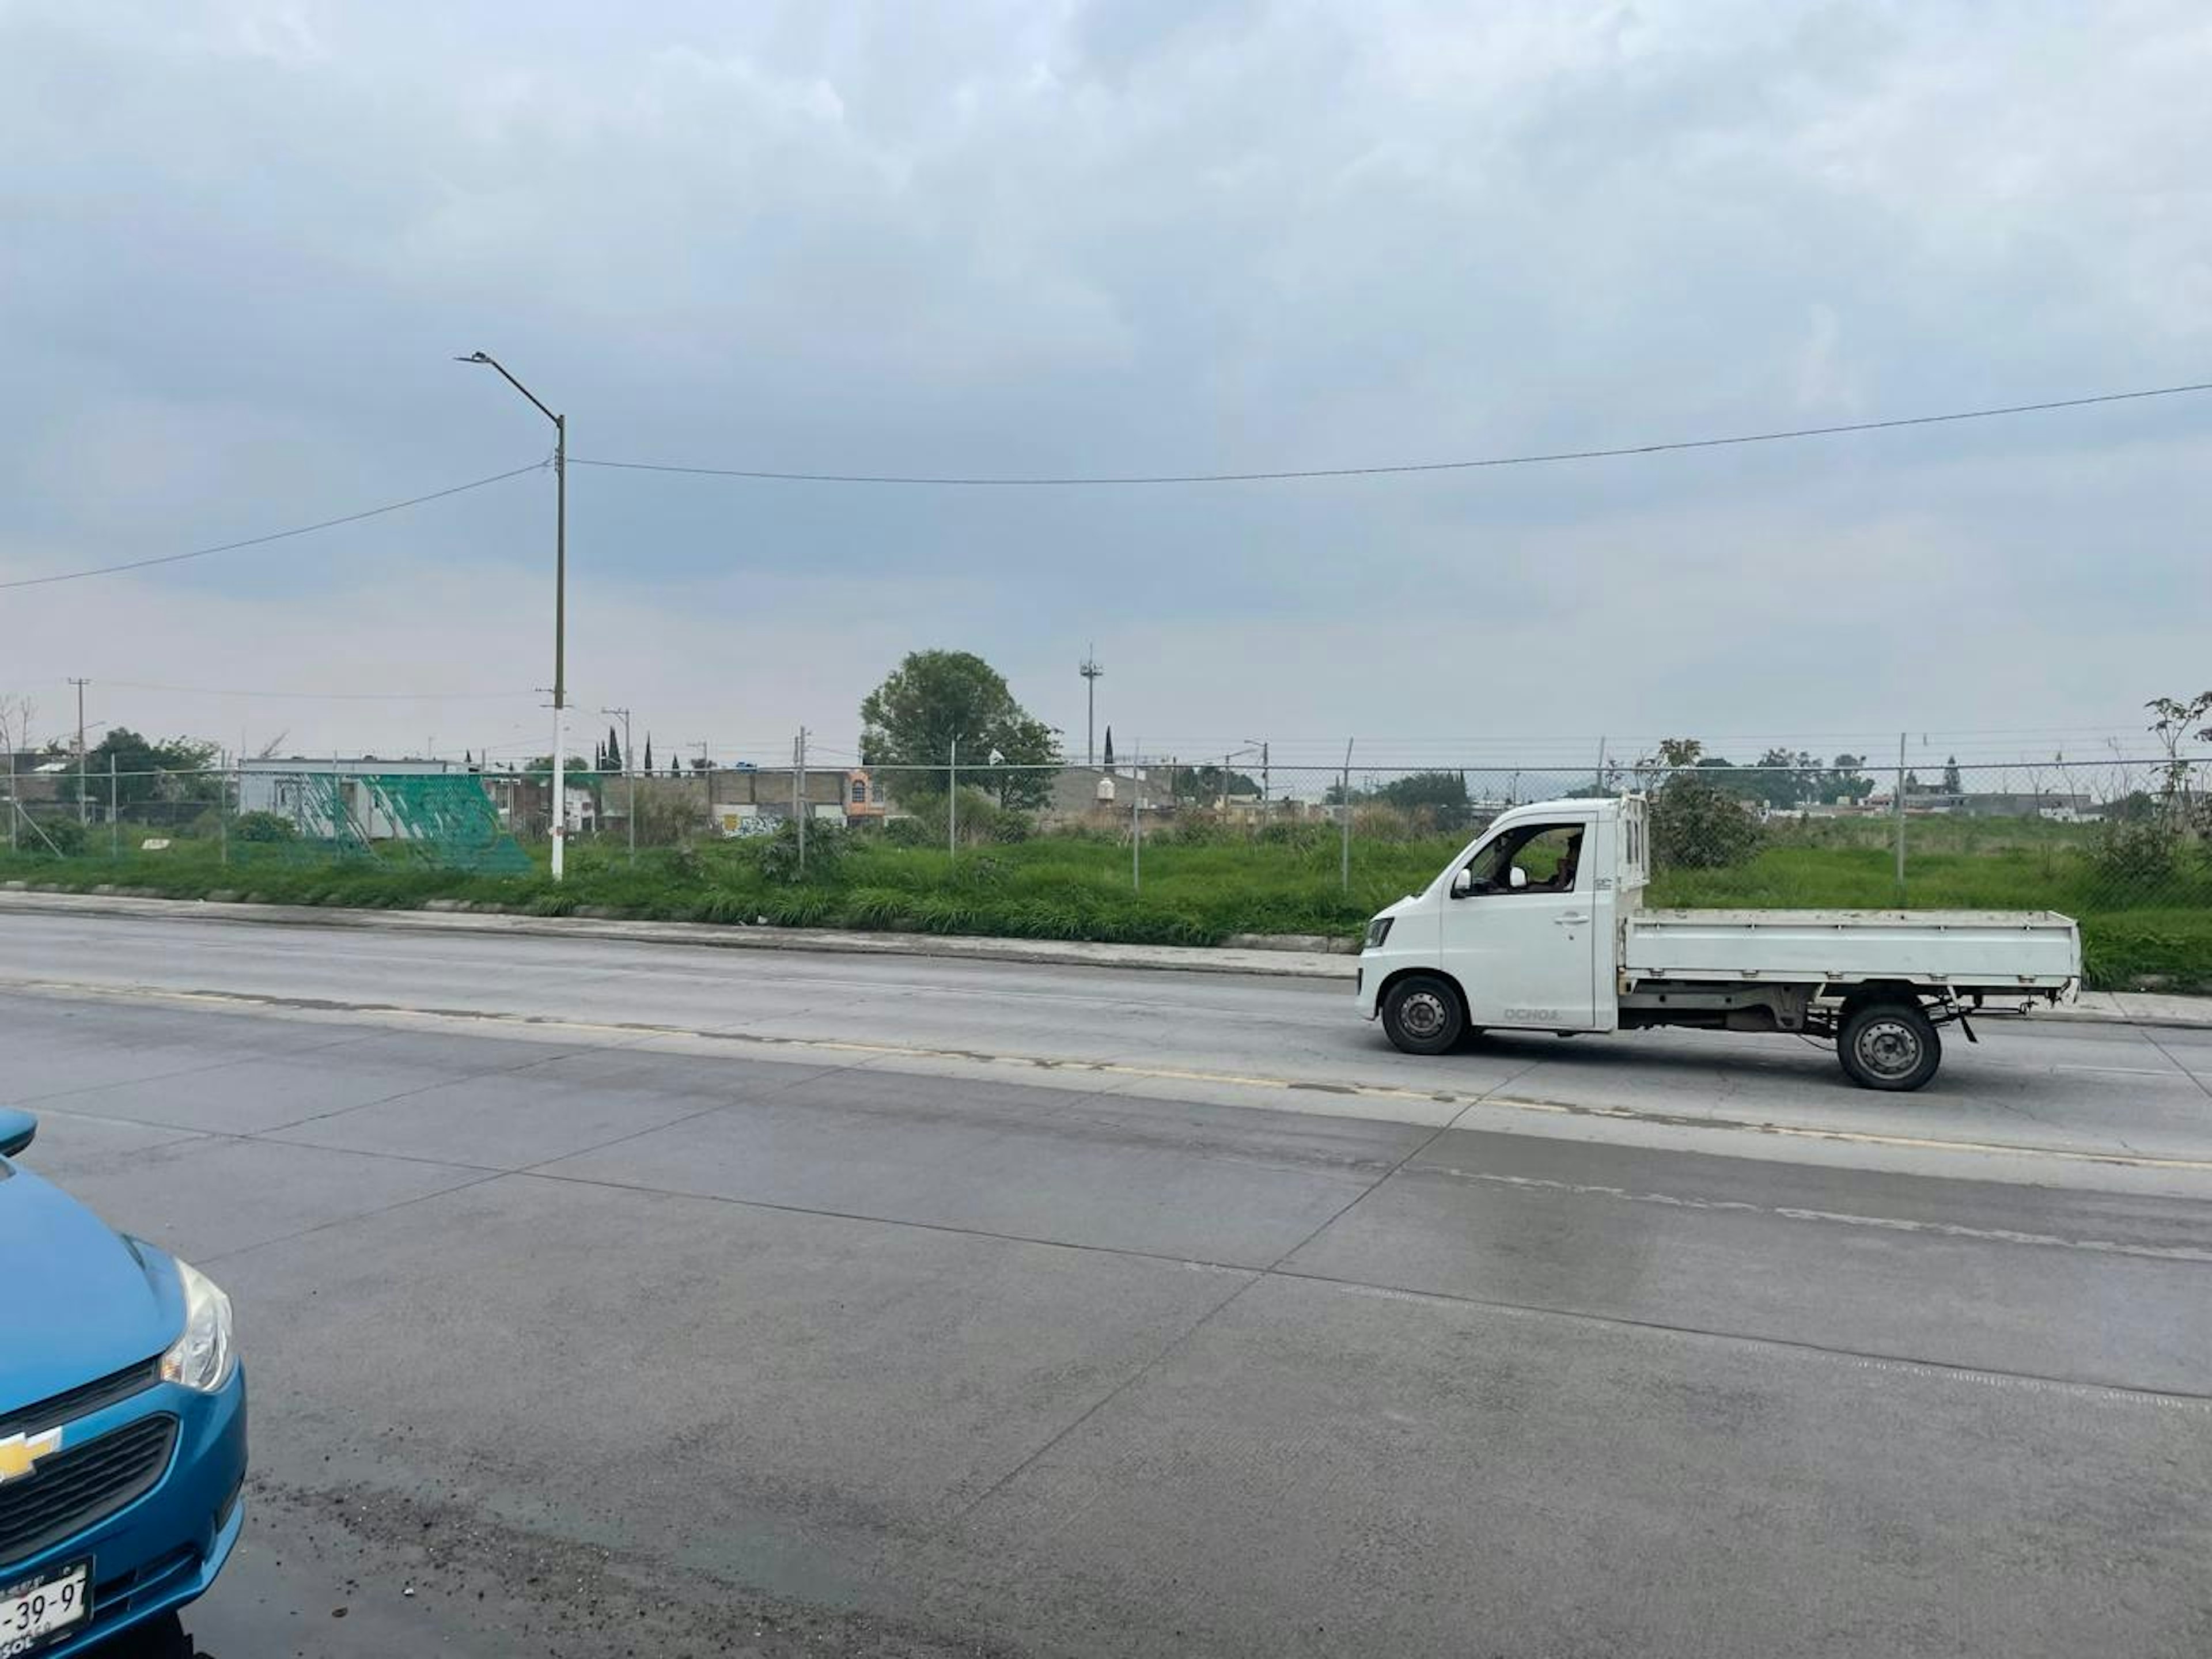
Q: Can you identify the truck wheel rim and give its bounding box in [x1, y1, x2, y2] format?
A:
[1400, 990, 1448, 1039]
[1855, 1017, 1921, 1079]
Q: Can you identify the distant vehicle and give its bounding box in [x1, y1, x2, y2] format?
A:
[1357, 796, 2081, 1090]
[0, 1109, 246, 1657]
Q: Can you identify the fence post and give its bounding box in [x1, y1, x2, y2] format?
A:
[109, 753, 119, 857]
[1132, 758, 1141, 891]
[1894, 731, 1907, 895]
[948, 738, 957, 860]
[1340, 738, 1355, 890]
[219, 762, 229, 868]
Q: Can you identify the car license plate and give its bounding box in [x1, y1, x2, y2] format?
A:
[0, 1561, 90, 1657]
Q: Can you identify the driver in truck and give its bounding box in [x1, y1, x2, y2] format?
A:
[1535, 829, 1582, 892]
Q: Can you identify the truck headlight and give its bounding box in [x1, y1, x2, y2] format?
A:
[161, 1258, 236, 1393]
[1364, 916, 1393, 950]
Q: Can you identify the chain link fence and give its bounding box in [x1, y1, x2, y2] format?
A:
[5, 752, 2207, 988]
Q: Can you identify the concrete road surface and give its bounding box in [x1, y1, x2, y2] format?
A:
[2, 908, 2208, 1658]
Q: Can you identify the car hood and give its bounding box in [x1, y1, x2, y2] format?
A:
[0, 1160, 181, 1412]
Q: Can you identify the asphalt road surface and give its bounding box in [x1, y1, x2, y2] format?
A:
[3, 907, 2209, 1658]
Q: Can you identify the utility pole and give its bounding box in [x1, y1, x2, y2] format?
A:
[457, 351, 567, 879]
[69, 678, 89, 824]
[1079, 647, 1103, 769]
[601, 707, 634, 866]
[794, 728, 809, 875]
[1244, 738, 1270, 815]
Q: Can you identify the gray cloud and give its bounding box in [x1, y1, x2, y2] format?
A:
[2, 0, 2208, 768]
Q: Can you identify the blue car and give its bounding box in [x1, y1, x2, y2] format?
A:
[1, 1109, 246, 1658]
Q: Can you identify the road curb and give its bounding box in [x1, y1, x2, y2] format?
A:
[2, 888, 2207, 1027]
[0, 889, 1354, 982]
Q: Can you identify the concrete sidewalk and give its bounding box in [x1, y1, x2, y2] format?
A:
[2, 885, 2207, 1031]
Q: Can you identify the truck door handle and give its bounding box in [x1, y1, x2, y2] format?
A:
[1554, 913, 1590, 926]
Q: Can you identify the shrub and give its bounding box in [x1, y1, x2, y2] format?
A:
[1649, 774, 1763, 869]
[747, 820, 846, 885]
[18, 816, 86, 857]
[2088, 817, 2180, 896]
[232, 811, 299, 843]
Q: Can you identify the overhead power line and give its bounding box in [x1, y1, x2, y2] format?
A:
[570, 380, 2212, 487]
[97, 679, 538, 702]
[0, 461, 546, 592]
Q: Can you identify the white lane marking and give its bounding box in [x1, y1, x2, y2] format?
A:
[7, 975, 2212, 1174]
[1311, 1281, 2212, 1412]
[1422, 1166, 2212, 1262]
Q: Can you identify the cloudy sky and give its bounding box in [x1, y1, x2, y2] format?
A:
[4, 0, 2208, 777]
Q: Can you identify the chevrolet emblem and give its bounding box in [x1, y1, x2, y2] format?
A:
[0, 1426, 63, 1484]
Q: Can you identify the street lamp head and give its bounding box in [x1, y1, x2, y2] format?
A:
[454, 351, 491, 364]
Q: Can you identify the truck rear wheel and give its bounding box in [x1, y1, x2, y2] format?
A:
[1838, 999, 1941, 1091]
[1381, 974, 1465, 1055]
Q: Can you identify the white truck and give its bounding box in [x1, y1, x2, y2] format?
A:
[1356, 796, 2081, 1090]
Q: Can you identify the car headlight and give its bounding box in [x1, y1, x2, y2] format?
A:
[1363, 916, 1393, 950]
[161, 1258, 236, 1393]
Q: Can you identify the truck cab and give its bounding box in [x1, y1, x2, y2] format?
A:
[1358, 797, 1640, 1044]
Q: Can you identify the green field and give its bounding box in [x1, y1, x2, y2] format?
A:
[3, 819, 2207, 991]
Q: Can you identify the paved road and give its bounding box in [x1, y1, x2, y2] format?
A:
[3, 910, 2209, 1658]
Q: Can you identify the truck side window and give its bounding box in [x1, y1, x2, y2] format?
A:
[1467, 823, 1585, 894]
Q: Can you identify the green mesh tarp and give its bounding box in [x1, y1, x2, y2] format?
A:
[365, 774, 532, 873]
[267, 771, 530, 873]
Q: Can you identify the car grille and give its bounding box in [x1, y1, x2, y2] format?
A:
[0, 1359, 160, 1441]
[0, 1414, 177, 1569]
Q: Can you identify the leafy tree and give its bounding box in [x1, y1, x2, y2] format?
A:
[1374, 770, 1471, 811]
[605, 725, 623, 774]
[62, 729, 221, 812]
[1102, 726, 1115, 768]
[525, 754, 602, 799]
[1177, 764, 1261, 802]
[1635, 738, 1762, 869]
[858, 650, 1062, 811]
[642, 735, 654, 775]
[1941, 755, 1963, 797]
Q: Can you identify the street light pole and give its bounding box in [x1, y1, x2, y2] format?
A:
[457, 351, 569, 879]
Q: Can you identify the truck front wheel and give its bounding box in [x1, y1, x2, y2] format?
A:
[1381, 974, 1465, 1055]
[1838, 999, 1941, 1091]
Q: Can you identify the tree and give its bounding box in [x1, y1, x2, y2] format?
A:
[643, 735, 654, 775]
[605, 725, 623, 774]
[1634, 738, 1762, 869]
[1375, 771, 1471, 810]
[526, 754, 601, 801]
[1102, 726, 1115, 768]
[62, 729, 221, 815]
[1941, 756, 1963, 797]
[858, 650, 1062, 811]
[1177, 764, 1260, 802]
[1821, 753, 1876, 804]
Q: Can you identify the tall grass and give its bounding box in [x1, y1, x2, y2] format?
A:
[3, 821, 2205, 990]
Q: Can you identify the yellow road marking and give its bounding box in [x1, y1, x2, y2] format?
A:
[9, 975, 2211, 1174]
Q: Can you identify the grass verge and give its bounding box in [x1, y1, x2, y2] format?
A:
[3, 829, 2206, 993]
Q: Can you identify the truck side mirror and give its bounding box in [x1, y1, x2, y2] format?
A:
[1450, 868, 1474, 898]
[1508, 866, 1529, 891]
[0, 1108, 35, 1159]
